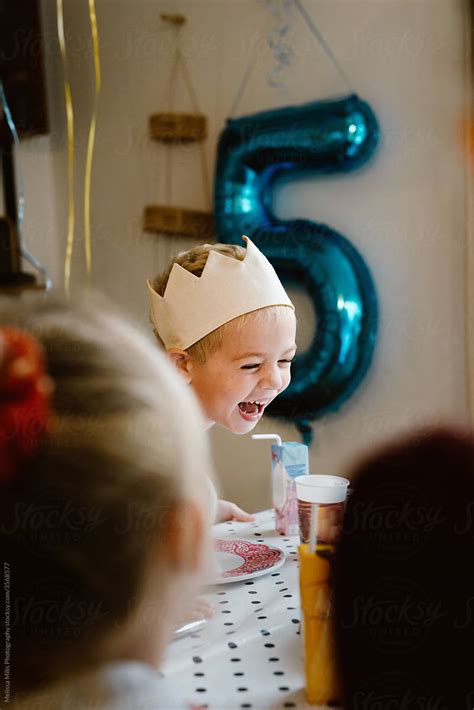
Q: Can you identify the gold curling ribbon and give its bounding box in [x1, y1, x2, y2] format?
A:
[84, 0, 101, 276]
[57, 0, 75, 296]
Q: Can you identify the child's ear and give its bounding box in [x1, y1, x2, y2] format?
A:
[167, 349, 193, 384]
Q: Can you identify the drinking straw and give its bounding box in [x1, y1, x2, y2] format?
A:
[309, 503, 319, 553]
[251, 434, 282, 446]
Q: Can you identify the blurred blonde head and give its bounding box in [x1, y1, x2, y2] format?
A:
[0, 294, 214, 696]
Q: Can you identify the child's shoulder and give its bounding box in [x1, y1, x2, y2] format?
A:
[12, 661, 190, 710]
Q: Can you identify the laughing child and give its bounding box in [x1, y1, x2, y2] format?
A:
[147, 236, 297, 523]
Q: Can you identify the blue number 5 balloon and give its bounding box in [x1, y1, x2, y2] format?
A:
[214, 94, 380, 444]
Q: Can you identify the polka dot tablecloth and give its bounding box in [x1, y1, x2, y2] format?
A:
[162, 509, 331, 710]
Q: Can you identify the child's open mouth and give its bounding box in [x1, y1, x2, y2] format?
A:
[238, 401, 265, 421]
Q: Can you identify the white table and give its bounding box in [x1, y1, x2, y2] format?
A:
[162, 509, 331, 710]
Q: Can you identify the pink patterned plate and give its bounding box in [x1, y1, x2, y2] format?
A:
[212, 538, 286, 584]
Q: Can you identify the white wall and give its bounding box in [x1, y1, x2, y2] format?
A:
[21, 0, 470, 511]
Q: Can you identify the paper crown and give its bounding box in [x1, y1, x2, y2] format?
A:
[147, 236, 294, 350]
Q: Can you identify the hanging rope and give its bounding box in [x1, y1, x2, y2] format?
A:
[164, 22, 182, 206]
[229, 51, 258, 118]
[230, 0, 354, 117]
[293, 0, 352, 93]
[161, 14, 211, 211]
[177, 51, 211, 209]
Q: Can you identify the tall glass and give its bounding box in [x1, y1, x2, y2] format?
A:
[296, 474, 349, 705]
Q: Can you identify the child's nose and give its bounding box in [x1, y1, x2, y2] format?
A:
[260, 364, 283, 391]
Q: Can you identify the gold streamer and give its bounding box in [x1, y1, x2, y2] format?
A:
[84, 0, 101, 276]
[57, 0, 75, 296]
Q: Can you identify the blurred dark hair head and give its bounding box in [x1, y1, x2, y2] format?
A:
[334, 426, 474, 710]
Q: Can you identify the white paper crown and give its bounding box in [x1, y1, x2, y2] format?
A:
[147, 236, 294, 350]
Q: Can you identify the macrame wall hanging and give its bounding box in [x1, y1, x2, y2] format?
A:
[143, 13, 214, 240]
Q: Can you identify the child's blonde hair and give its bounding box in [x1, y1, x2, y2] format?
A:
[152, 243, 292, 361]
[0, 295, 212, 695]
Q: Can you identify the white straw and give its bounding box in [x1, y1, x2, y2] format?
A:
[309, 504, 319, 553]
[251, 434, 282, 446]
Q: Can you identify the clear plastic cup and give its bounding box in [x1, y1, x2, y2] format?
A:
[295, 474, 350, 546]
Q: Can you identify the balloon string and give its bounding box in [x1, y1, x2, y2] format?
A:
[230, 0, 353, 117]
[229, 48, 258, 118]
[0, 81, 51, 289]
[57, 0, 75, 297]
[293, 0, 352, 93]
[84, 0, 101, 277]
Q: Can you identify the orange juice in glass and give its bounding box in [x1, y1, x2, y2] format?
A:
[296, 475, 349, 705]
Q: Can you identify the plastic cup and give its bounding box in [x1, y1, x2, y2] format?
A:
[295, 474, 350, 546]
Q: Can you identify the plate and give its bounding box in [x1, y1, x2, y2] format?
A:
[212, 538, 286, 584]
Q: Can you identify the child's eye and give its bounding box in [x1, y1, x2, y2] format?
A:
[240, 363, 261, 370]
[278, 358, 294, 366]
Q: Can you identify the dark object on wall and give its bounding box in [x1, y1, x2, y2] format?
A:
[0, 216, 19, 276]
[149, 113, 207, 143]
[0, 0, 49, 136]
[0, 122, 36, 289]
[0, 115, 40, 290]
[0, 217, 34, 288]
[143, 205, 214, 239]
[0, 0, 48, 290]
